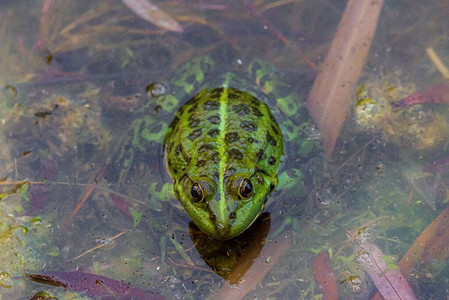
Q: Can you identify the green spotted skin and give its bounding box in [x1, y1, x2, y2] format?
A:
[165, 86, 283, 240]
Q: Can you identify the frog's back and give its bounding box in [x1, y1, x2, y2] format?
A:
[166, 87, 282, 182]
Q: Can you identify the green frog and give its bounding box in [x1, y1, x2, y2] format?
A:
[127, 56, 318, 240]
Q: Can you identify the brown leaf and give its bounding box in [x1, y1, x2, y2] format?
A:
[306, 0, 383, 157]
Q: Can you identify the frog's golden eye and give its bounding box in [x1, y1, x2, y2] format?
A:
[191, 183, 205, 203]
[238, 179, 253, 199]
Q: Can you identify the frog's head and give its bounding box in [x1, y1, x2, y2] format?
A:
[174, 171, 277, 240]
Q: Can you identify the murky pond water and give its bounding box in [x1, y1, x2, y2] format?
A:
[1, 0, 449, 299]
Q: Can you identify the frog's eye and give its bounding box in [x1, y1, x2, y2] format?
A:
[191, 183, 205, 203]
[238, 179, 253, 199]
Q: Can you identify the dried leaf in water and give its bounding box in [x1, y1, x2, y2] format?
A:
[313, 252, 338, 300]
[356, 242, 417, 300]
[27, 271, 162, 299]
[372, 205, 449, 299]
[306, 0, 383, 157]
[121, 0, 183, 33]
[399, 205, 449, 274]
[394, 80, 449, 107]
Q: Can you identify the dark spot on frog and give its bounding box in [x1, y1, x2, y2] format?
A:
[266, 132, 277, 146]
[240, 120, 257, 132]
[250, 97, 261, 107]
[227, 91, 241, 99]
[175, 144, 182, 155]
[229, 212, 236, 219]
[271, 124, 280, 135]
[225, 168, 236, 177]
[213, 87, 224, 93]
[208, 115, 220, 124]
[211, 152, 220, 164]
[209, 88, 224, 100]
[251, 106, 263, 117]
[171, 127, 179, 138]
[188, 128, 202, 141]
[268, 156, 276, 165]
[173, 144, 191, 167]
[185, 155, 191, 166]
[256, 149, 265, 160]
[169, 116, 180, 129]
[188, 117, 200, 128]
[197, 160, 206, 167]
[208, 128, 219, 137]
[225, 132, 239, 143]
[233, 104, 250, 116]
[228, 149, 243, 160]
[178, 105, 186, 115]
[210, 214, 216, 220]
[203, 100, 220, 111]
[187, 103, 198, 114]
[198, 143, 215, 153]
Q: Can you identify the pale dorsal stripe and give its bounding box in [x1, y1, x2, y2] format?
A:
[217, 85, 229, 223]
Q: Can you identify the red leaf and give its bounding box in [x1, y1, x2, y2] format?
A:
[394, 81, 449, 107]
[313, 252, 338, 300]
[27, 271, 162, 299]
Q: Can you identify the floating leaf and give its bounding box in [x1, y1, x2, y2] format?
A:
[121, 0, 183, 33]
